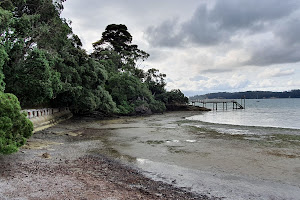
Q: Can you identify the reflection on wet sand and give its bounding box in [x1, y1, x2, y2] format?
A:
[83, 112, 300, 199]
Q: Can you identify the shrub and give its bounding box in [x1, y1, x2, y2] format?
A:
[149, 100, 166, 113]
[0, 92, 33, 154]
[0, 46, 8, 92]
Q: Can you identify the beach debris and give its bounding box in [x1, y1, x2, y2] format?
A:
[42, 152, 51, 159]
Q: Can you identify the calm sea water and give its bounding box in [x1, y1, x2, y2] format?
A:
[187, 98, 300, 135]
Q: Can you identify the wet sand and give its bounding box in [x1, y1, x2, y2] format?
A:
[1, 111, 299, 199]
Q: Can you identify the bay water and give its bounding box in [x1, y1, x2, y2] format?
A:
[187, 98, 300, 136]
[92, 102, 300, 199]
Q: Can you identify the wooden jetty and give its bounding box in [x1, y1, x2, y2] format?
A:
[190, 99, 245, 110]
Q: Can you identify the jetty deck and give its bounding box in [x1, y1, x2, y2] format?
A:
[191, 99, 245, 110]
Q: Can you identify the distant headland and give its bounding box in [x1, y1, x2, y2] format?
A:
[190, 89, 300, 99]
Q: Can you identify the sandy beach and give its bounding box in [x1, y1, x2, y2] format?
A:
[1, 111, 299, 199]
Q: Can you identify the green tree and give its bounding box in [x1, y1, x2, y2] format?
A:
[165, 89, 189, 104]
[0, 92, 33, 154]
[105, 72, 165, 114]
[144, 68, 167, 96]
[0, 5, 33, 154]
[106, 72, 148, 114]
[1, 1, 117, 113]
[1, 0, 68, 107]
[92, 24, 149, 63]
[0, 46, 8, 92]
[92, 24, 168, 114]
[7, 48, 62, 107]
[0, 7, 12, 92]
[52, 38, 117, 114]
[92, 24, 149, 78]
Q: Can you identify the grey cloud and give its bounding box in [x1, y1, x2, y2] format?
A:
[181, 5, 227, 46]
[274, 70, 295, 77]
[189, 75, 208, 82]
[245, 44, 300, 66]
[211, 0, 298, 30]
[275, 18, 300, 45]
[145, 3, 226, 47]
[146, 18, 183, 47]
[183, 77, 251, 96]
[63, 0, 200, 36]
[260, 68, 295, 78]
[200, 68, 233, 74]
[145, 0, 300, 67]
[166, 78, 174, 84]
[147, 49, 170, 62]
[63, 0, 300, 69]
[205, 79, 250, 91]
[145, 0, 300, 47]
[245, 15, 300, 66]
[183, 90, 205, 97]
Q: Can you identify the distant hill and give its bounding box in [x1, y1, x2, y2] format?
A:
[189, 90, 300, 100]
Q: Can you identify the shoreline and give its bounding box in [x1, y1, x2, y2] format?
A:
[0, 154, 212, 200]
[0, 112, 217, 200]
[1, 111, 299, 199]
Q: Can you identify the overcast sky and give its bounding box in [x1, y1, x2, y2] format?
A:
[61, 0, 300, 96]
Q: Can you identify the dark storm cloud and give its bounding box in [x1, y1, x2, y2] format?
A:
[145, 0, 300, 54]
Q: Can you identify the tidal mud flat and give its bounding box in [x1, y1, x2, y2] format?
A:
[1, 111, 300, 199]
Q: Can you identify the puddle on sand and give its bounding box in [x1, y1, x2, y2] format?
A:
[186, 140, 197, 143]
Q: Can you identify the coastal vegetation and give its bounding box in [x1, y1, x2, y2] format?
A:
[0, 92, 33, 154]
[0, 0, 188, 153]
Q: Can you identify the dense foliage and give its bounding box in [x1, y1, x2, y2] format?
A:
[1, 0, 187, 114]
[92, 24, 168, 114]
[0, 1, 189, 153]
[0, 46, 7, 92]
[0, 92, 33, 154]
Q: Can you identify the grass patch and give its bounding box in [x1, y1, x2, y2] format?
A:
[187, 126, 247, 140]
[176, 120, 197, 126]
[144, 140, 165, 145]
[185, 125, 300, 148]
[269, 134, 300, 142]
[167, 146, 190, 154]
[265, 150, 299, 158]
[263, 134, 300, 148]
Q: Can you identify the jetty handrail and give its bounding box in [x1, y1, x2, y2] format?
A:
[190, 99, 245, 110]
[193, 99, 238, 103]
